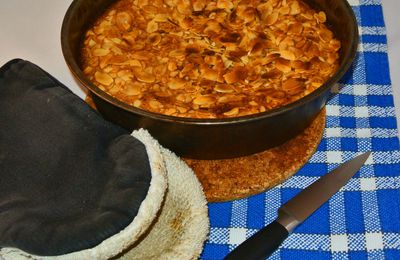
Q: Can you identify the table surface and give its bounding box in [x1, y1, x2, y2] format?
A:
[0, 0, 399, 134]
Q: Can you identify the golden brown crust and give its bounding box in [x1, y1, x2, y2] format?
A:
[183, 107, 326, 202]
[81, 0, 340, 118]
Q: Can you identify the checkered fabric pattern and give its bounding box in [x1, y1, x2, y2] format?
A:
[200, 1, 400, 259]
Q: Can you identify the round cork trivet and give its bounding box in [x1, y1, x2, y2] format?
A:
[183, 107, 326, 202]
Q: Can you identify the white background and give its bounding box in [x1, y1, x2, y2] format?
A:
[0, 0, 399, 137]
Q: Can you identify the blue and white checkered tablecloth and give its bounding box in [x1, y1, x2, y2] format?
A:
[200, 1, 400, 259]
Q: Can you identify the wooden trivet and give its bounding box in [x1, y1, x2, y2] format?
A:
[183, 108, 326, 202]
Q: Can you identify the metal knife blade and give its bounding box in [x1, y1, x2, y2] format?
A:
[224, 152, 371, 260]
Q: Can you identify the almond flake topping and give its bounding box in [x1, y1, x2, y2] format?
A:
[82, 0, 340, 118]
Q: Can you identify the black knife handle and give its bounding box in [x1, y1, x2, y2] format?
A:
[224, 221, 289, 260]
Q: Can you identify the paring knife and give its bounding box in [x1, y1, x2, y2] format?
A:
[224, 152, 371, 260]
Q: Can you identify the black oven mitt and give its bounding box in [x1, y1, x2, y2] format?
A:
[0, 59, 152, 256]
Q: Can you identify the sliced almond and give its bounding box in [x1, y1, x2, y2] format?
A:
[217, 0, 234, 10]
[164, 108, 177, 115]
[128, 59, 143, 67]
[177, 1, 191, 14]
[133, 100, 142, 107]
[264, 13, 278, 26]
[204, 69, 220, 82]
[83, 66, 93, 74]
[168, 78, 186, 89]
[132, 51, 151, 60]
[290, 1, 301, 15]
[142, 5, 158, 16]
[259, 105, 266, 112]
[149, 99, 163, 109]
[279, 5, 290, 15]
[329, 39, 341, 51]
[176, 106, 189, 113]
[167, 61, 178, 71]
[288, 22, 303, 34]
[193, 0, 206, 11]
[88, 39, 97, 47]
[315, 11, 327, 23]
[223, 71, 239, 84]
[146, 20, 158, 33]
[243, 7, 257, 23]
[153, 14, 169, 22]
[155, 90, 172, 97]
[193, 95, 215, 107]
[147, 33, 162, 45]
[93, 48, 110, 57]
[223, 107, 239, 116]
[108, 86, 120, 94]
[275, 58, 292, 73]
[214, 84, 234, 93]
[326, 53, 338, 64]
[291, 60, 310, 70]
[223, 66, 248, 84]
[123, 82, 142, 95]
[280, 50, 296, 60]
[122, 33, 138, 46]
[117, 69, 134, 80]
[135, 70, 156, 83]
[282, 78, 304, 95]
[168, 49, 186, 58]
[137, 0, 149, 8]
[269, 90, 286, 99]
[319, 28, 334, 42]
[116, 12, 132, 31]
[176, 94, 192, 103]
[94, 71, 113, 86]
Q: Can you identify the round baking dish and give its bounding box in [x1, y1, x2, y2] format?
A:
[61, 0, 358, 159]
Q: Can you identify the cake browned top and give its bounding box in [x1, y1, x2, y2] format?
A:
[81, 0, 340, 118]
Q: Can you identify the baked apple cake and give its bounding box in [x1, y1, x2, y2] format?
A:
[81, 0, 340, 118]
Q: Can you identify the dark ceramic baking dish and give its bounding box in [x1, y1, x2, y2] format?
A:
[61, 0, 358, 159]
